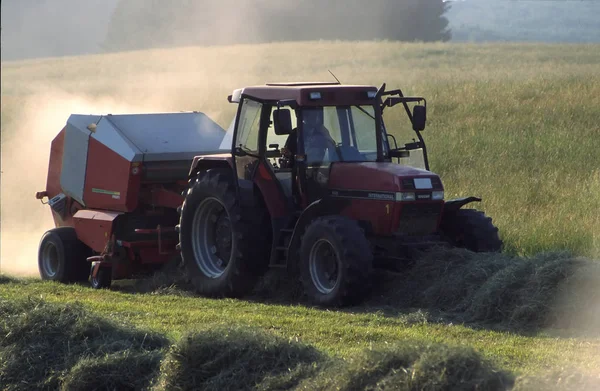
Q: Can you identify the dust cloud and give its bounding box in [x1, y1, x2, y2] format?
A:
[1, 0, 119, 61]
[0, 91, 164, 277]
[0, 25, 278, 278]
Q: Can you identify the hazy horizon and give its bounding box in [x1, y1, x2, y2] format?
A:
[1, 0, 599, 62]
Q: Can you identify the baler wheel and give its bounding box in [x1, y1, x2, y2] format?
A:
[179, 169, 270, 297]
[299, 216, 373, 307]
[90, 266, 112, 289]
[440, 209, 503, 252]
[38, 227, 91, 283]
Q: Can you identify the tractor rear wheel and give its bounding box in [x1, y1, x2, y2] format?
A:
[38, 227, 91, 283]
[440, 209, 502, 252]
[299, 216, 373, 306]
[178, 170, 270, 297]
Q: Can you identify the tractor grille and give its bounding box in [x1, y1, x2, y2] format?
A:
[397, 203, 442, 236]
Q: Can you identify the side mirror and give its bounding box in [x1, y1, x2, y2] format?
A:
[412, 105, 426, 131]
[389, 149, 410, 158]
[273, 109, 293, 135]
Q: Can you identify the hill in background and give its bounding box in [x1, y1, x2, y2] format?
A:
[1, 0, 599, 61]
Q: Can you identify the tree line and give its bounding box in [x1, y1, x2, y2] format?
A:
[103, 0, 450, 51]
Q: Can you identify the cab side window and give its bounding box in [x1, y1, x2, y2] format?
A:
[235, 99, 262, 153]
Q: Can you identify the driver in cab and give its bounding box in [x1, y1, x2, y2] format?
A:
[281, 109, 336, 167]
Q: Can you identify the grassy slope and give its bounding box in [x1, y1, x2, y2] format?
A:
[2, 42, 600, 383]
[2, 41, 599, 257]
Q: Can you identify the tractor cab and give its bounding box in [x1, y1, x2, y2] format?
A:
[224, 82, 431, 210]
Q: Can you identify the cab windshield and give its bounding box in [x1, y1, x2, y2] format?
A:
[303, 105, 384, 165]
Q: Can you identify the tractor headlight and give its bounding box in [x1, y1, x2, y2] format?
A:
[432, 191, 445, 201]
[396, 192, 416, 202]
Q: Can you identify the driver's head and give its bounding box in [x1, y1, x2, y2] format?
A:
[302, 109, 324, 135]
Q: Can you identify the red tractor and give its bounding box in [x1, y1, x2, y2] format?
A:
[36, 82, 501, 306]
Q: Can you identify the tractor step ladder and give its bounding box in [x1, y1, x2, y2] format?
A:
[269, 216, 298, 268]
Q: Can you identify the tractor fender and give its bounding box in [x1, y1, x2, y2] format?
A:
[237, 178, 258, 208]
[188, 154, 233, 179]
[190, 166, 256, 210]
[187, 155, 256, 208]
[287, 199, 325, 273]
[443, 196, 482, 214]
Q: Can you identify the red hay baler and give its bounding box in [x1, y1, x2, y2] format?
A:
[37, 82, 502, 306]
[36, 112, 225, 288]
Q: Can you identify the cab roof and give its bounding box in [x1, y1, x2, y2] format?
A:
[229, 82, 378, 107]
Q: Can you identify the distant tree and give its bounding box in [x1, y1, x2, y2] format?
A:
[261, 0, 451, 42]
[103, 0, 451, 52]
[384, 0, 452, 42]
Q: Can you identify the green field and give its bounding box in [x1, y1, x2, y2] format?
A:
[2, 41, 599, 258]
[1, 41, 600, 389]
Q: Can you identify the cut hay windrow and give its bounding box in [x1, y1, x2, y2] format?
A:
[61, 351, 164, 391]
[153, 327, 324, 391]
[296, 343, 513, 391]
[366, 248, 600, 331]
[512, 371, 600, 391]
[0, 298, 168, 391]
[0, 297, 597, 390]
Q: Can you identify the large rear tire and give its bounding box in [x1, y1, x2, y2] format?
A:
[440, 209, 503, 252]
[299, 216, 373, 307]
[38, 227, 91, 283]
[178, 170, 270, 297]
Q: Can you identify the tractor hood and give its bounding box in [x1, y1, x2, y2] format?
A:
[328, 162, 443, 192]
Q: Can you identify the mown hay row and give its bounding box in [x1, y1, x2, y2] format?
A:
[367, 248, 600, 332]
[0, 298, 167, 391]
[0, 297, 598, 390]
[153, 327, 324, 391]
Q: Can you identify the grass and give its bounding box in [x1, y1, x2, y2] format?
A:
[2, 249, 600, 378]
[2, 41, 600, 388]
[0, 297, 167, 390]
[2, 41, 599, 258]
[1, 280, 599, 390]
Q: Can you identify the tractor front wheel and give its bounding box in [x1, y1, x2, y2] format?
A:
[440, 209, 503, 252]
[299, 216, 373, 307]
[38, 227, 91, 283]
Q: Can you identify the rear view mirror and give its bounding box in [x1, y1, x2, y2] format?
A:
[412, 105, 426, 131]
[273, 109, 293, 135]
[389, 149, 410, 158]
